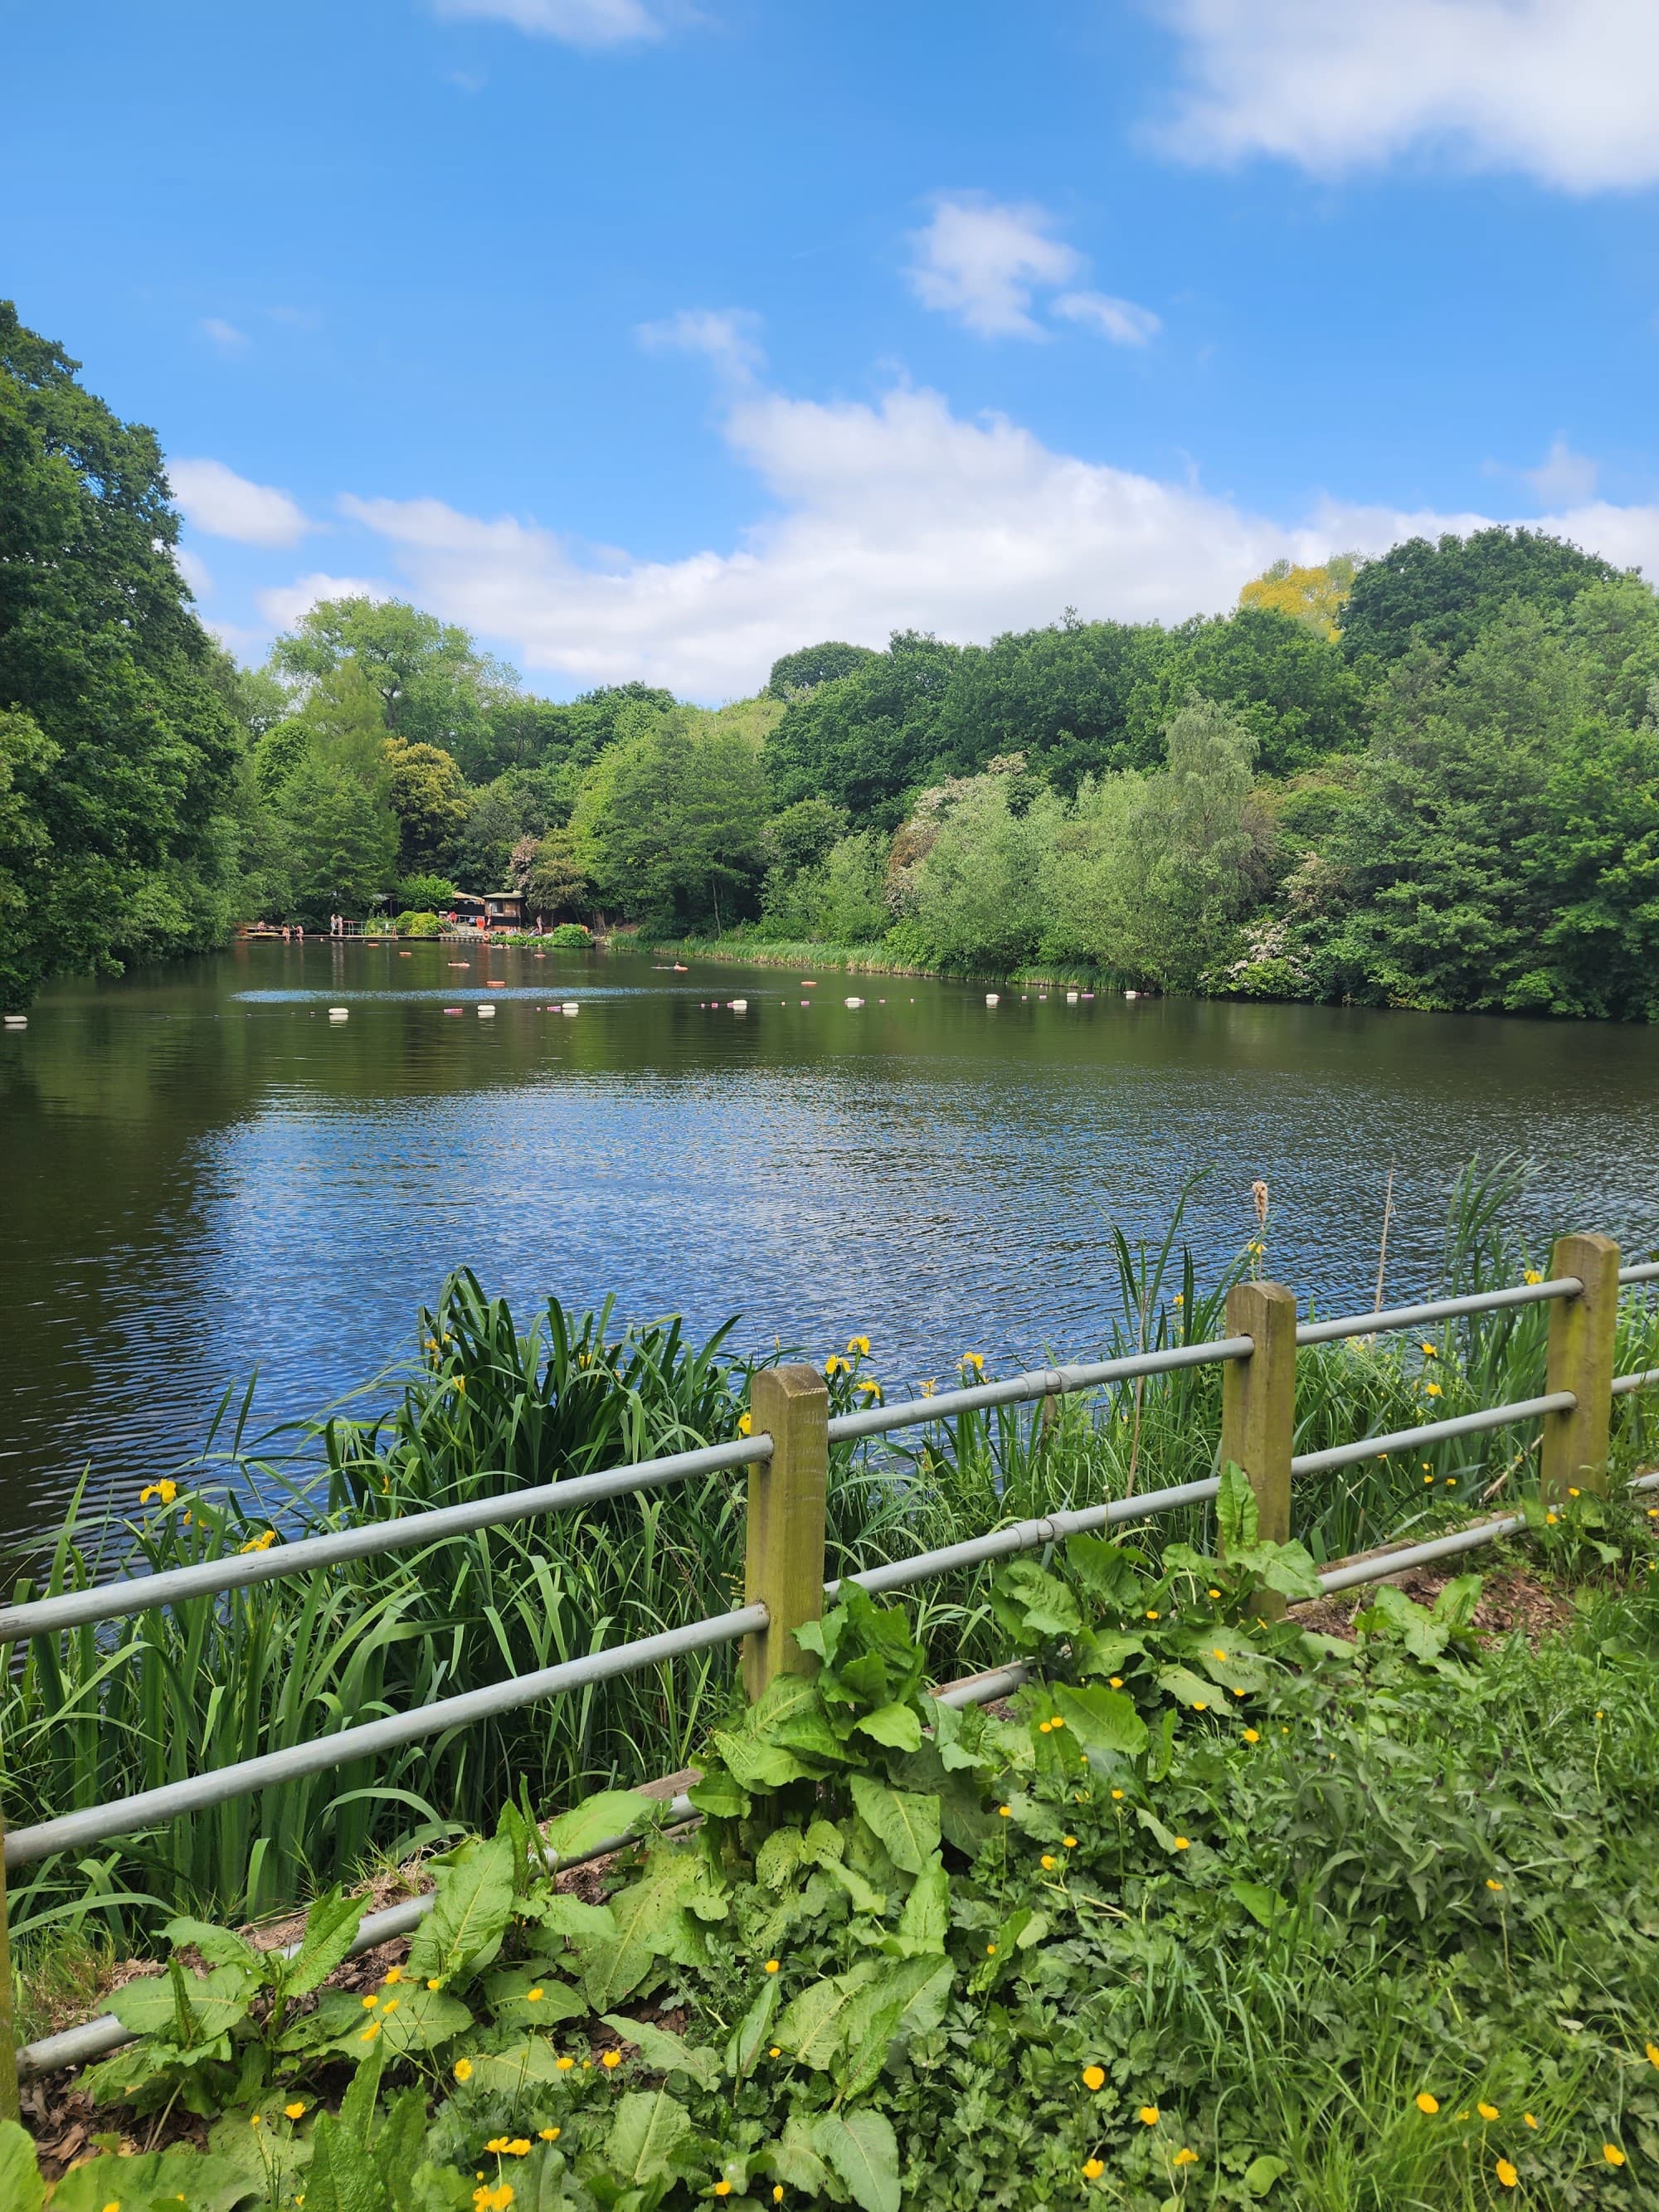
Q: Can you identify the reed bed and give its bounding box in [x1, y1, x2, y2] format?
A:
[3, 1162, 1654, 1952]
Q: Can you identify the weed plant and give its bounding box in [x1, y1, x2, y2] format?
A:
[2, 1166, 1653, 1954]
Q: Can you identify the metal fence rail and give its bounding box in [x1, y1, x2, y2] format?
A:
[2, 1228, 1656, 2107]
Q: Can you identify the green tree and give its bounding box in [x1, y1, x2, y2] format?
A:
[764, 630, 961, 826]
[0, 303, 240, 1009]
[275, 666, 399, 920]
[384, 736, 469, 875]
[574, 705, 767, 929]
[268, 596, 517, 781]
[766, 640, 881, 699]
[1338, 527, 1622, 666]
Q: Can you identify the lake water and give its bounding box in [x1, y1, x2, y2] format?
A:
[3, 941, 1657, 1557]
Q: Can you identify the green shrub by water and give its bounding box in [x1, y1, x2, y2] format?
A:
[2, 1167, 1655, 1948]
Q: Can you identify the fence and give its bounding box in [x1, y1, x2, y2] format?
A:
[3, 1231, 1657, 2109]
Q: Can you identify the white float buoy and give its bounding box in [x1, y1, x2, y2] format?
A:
[844, 995, 864, 1008]
[1124, 988, 1139, 999]
[562, 1002, 580, 1015]
[1066, 990, 1079, 1003]
[985, 993, 1000, 1005]
[328, 1006, 349, 1020]
[3, 1014, 27, 1028]
[729, 999, 748, 1011]
[478, 1004, 496, 1018]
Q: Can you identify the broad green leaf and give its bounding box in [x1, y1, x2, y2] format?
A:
[484, 1964, 587, 2026]
[1217, 1460, 1259, 1555]
[306, 2109, 388, 2212]
[1245, 2153, 1292, 2196]
[606, 2088, 692, 2186]
[686, 1764, 751, 1821]
[823, 1859, 888, 1917]
[836, 1957, 956, 2098]
[601, 2011, 721, 2088]
[1432, 1572, 1484, 1631]
[0, 2122, 42, 2212]
[298, 1982, 473, 2058]
[711, 1726, 825, 1791]
[542, 1789, 658, 1865]
[887, 1854, 948, 1956]
[1229, 1538, 1324, 1601]
[849, 1774, 940, 1874]
[814, 2108, 901, 2212]
[855, 1702, 923, 1753]
[406, 1835, 515, 1986]
[51, 2150, 259, 2211]
[283, 1885, 368, 1999]
[1052, 1681, 1151, 1757]
[109, 1962, 251, 2045]
[459, 2036, 575, 2093]
[1063, 1533, 1149, 1608]
[775, 1959, 886, 2068]
[992, 1560, 1082, 1638]
[162, 1915, 261, 1974]
[1073, 1627, 1149, 1679]
[756, 1826, 806, 1890]
[577, 1850, 718, 2011]
[772, 2110, 831, 2195]
[523, 1891, 617, 1944]
[1230, 1879, 1287, 1928]
[1157, 1662, 1228, 1711]
[751, 1674, 849, 1764]
[725, 1972, 781, 2078]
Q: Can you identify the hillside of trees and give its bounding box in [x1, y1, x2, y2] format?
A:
[5, 300, 1658, 1018]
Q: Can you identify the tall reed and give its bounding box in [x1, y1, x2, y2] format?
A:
[2, 1162, 1652, 1950]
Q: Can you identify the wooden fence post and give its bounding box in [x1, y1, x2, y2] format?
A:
[742, 1364, 830, 1700]
[1219, 1279, 1298, 1555]
[0, 1819, 17, 2121]
[1540, 1233, 1621, 1503]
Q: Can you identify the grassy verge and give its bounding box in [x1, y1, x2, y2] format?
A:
[3, 1169, 1655, 1961]
[13, 1491, 1659, 2209]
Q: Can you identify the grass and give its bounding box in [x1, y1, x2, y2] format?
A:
[2, 1164, 1654, 1970]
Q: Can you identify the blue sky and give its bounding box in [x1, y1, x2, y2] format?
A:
[7, 0, 1658, 698]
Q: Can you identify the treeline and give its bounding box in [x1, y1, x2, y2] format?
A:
[5, 299, 1659, 1018]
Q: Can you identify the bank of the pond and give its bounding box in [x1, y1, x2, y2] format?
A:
[643, 932, 1121, 990]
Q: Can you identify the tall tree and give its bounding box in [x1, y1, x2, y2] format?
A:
[0, 303, 239, 1009]
[275, 665, 400, 919]
[1338, 527, 1622, 666]
[384, 736, 469, 875]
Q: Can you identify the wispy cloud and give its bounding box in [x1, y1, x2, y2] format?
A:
[638, 308, 766, 385]
[171, 459, 310, 547]
[255, 572, 392, 630]
[432, 0, 661, 50]
[1052, 290, 1163, 347]
[906, 195, 1160, 346]
[200, 317, 250, 356]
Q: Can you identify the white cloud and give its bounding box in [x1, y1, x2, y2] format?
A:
[200, 317, 251, 355]
[906, 196, 1082, 338]
[255, 573, 392, 632]
[1151, 0, 1659, 192]
[1052, 290, 1163, 347]
[332, 371, 1659, 702]
[171, 459, 310, 547]
[1523, 437, 1599, 507]
[173, 546, 213, 598]
[637, 309, 766, 384]
[431, 0, 659, 47]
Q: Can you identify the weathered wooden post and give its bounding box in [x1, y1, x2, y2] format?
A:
[742, 1364, 830, 1699]
[0, 1816, 18, 2120]
[1219, 1279, 1298, 1573]
[1540, 1233, 1621, 1503]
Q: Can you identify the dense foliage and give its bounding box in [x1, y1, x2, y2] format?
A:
[12, 1485, 1659, 2210]
[0, 304, 241, 1011]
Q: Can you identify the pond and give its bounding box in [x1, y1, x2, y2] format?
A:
[3, 941, 1657, 1557]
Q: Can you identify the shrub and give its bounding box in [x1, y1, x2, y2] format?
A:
[394, 910, 441, 937]
[398, 873, 460, 911]
[547, 920, 591, 947]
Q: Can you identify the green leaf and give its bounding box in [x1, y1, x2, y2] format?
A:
[1157, 1663, 1228, 1712]
[294, 1983, 473, 2058]
[685, 1763, 751, 1821]
[406, 1835, 515, 1987]
[887, 1854, 949, 1956]
[601, 2011, 721, 2088]
[725, 1971, 781, 2079]
[750, 1674, 850, 1763]
[307, 2109, 390, 2212]
[993, 1559, 1082, 1638]
[756, 1826, 806, 1891]
[775, 1959, 886, 2069]
[283, 1885, 368, 1999]
[711, 1725, 825, 1791]
[813, 2108, 901, 2212]
[606, 2088, 693, 2186]
[51, 2150, 260, 2210]
[1073, 1628, 1149, 1678]
[1063, 1534, 1149, 1608]
[1217, 1460, 1259, 1555]
[0, 2122, 43, 2212]
[855, 1700, 924, 1753]
[577, 1850, 720, 2012]
[522, 1892, 618, 1944]
[823, 1860, 888, 1916]
[483, 1965, 587, 2026]
[849, 1775, 940, 1874]
[109, 1962, 251, 2045]
[1051, 1681, 1151, 1757]
[1229, 1879, 1287, 1928]
[542, 1789, 659, 1865]
[1432, 1572, 1484, 1631]
[772, 2110, 831, 2195]
[1244, 2153, 1292, 2196]
[162, 1916, 262, 1975]
[458, 2037, 576, 2093]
